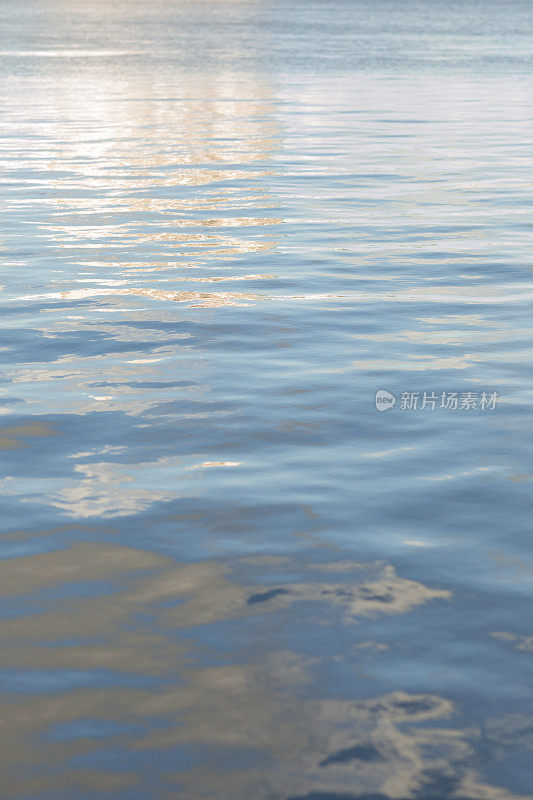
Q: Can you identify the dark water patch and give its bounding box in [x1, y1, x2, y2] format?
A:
[320, 743, 383, 766]
[246, 587, 290, 605]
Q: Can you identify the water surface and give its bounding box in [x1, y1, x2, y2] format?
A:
[0, 1, 532, 798]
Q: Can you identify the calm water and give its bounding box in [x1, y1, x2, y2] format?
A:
[0, 1, 532, 798]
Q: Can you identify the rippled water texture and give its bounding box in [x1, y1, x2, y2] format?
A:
[0, 0, 532, 798]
